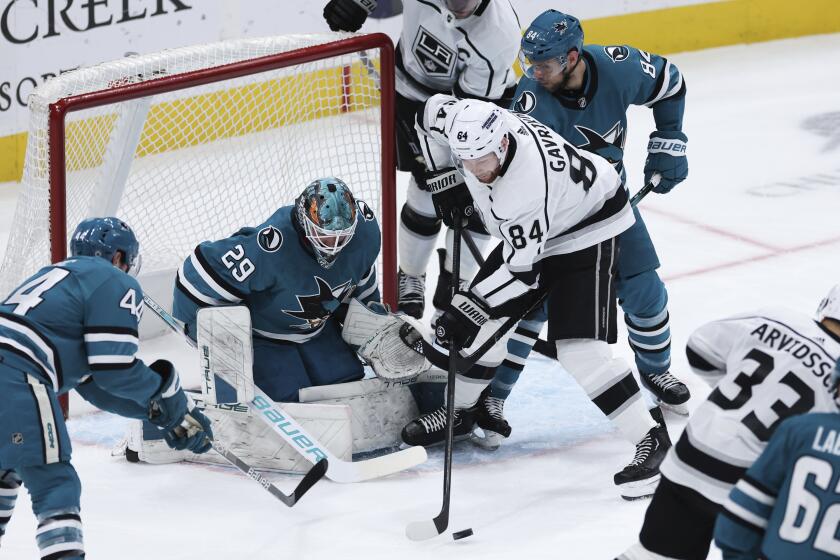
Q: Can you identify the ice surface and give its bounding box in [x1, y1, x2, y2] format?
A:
[2, 33, 840, 559]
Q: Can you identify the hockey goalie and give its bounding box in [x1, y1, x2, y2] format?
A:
[122, 178, 426, 473]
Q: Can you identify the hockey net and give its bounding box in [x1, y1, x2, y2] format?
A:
[0, 33, 396, 307]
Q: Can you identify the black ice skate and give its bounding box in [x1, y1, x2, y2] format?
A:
[614, 408, 672, 500]
[471, 389, 512, 451]
[397, 269, 425, 319]
[401, 404, 477, 447]
[641, 371, 691, 416]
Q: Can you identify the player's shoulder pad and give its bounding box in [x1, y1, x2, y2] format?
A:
[353, 199, 381, 245]
[249, 206, 297, 256]
[587, 44, 660, 88]
[63, 256, 142, 298]
[417, 93, 459, 139]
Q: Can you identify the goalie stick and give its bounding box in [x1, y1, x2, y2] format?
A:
[462, 175, 660, 363]
[171, 413, 327, 507]
[143, 295, 428, 483]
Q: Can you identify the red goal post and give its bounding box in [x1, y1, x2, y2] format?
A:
[0, 33, 397, 416]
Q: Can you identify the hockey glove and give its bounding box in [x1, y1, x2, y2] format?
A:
[426, 166, 474, 228]
[165, 408, 214, 454]
[323, 0, 377, 32]
[644, 130, 688, 193]
[147, 359, 190, 432]
[434, 291, 490, 348]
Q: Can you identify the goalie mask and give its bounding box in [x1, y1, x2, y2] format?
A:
[295, 177, 358, 269]
[70, 216, 141, 275]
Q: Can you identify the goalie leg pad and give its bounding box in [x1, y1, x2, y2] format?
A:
[299, 378, 419, 454]
[555, 339, 655, 444]
[125, 396, 353, 473]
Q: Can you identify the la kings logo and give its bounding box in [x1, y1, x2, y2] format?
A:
[412, 26, 456, 78]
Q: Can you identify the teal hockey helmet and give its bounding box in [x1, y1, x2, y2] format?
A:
[519, 10, 584, 79]
[70, 217, 141, 274]
[295, 177, 358, 268]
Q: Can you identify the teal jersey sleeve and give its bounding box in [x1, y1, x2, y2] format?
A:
[82, 271, 163, 405]
[625, 46, 686, 131]
[715, 418, 793, 559]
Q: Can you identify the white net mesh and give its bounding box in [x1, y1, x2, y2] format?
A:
[0, 33, 392, 296]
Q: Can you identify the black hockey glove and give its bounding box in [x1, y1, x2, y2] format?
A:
[434, 291, 490, 348]
[323, 0, 377, 32]
[425, 166, 474, 228]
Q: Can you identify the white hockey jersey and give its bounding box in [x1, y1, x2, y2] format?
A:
[416, 95, 635, 307]
[395, 0, 521, 102]
[663, 307, 840, 505]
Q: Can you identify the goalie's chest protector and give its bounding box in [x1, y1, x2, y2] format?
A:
[513, 46, 635, 176]
[245, 207, 380, 343]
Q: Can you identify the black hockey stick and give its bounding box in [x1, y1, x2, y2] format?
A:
[406, 220, 464, 541]
[143, 296, 327, 507]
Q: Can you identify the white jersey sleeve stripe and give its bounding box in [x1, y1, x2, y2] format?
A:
[83, 333, 139, 345]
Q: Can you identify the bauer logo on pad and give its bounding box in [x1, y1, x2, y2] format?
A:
[257, 226, 283, 253]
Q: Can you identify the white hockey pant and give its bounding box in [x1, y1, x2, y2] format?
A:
[555, 339, 655, 445]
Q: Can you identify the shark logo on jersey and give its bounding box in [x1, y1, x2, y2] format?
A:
[514, 91, 537, 114]
[413, 27, 456, 77]
[604, 45, 630, 63]
[357, 200, 375, 222]
[12, 433, 23, 444]
[257, 226, 283, 253]
[574, 121, 626, 165]
[283, 276, 354, 330]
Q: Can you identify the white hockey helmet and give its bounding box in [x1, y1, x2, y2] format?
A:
[445, 100, 509, 165]
[817, 284, 840, 324]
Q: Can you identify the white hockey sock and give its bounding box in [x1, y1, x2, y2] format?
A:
[444, 228, 490, 284]
[556, 339, 656, 444]
[398, 177, 440, 277]
[448, 374, 489, 409]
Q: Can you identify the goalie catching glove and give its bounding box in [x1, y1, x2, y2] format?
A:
[147, 359, 213, 454]
[434, 291, 491, 348]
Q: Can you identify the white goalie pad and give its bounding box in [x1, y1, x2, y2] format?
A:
[341, 298, 397, 348]
[299, 377, 419, 453]
[197, 305, 254, 405]
[124, 394, 353, 474]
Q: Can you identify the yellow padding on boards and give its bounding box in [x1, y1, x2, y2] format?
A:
[584, 0, 840, 55]
[2, 1, 840, 183]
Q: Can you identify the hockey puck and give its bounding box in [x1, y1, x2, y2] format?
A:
[452, 528, 473, 540]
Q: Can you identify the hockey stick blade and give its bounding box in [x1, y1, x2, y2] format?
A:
[406, 516, 448, 541]
[143, 295, 428, 483]
[212, 440, 327, 507]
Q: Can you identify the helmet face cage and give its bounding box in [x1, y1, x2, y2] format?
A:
[295, 178, 358, 269]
